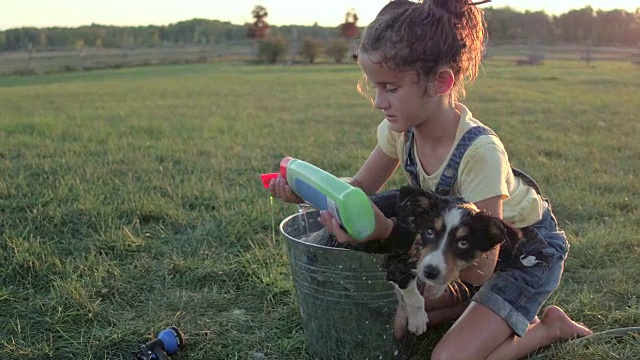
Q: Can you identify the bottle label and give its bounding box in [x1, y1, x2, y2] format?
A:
[294, 178, 328, 210]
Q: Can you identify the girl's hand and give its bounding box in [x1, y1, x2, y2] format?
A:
[319, 202, 394, 243]
[268, 173, 304, 203]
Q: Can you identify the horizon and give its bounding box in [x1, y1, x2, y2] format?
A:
[1, 0, 638, 31]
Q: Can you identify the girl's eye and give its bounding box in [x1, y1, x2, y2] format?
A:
[385, 86, 398, 93]
[458, 240, 469, 249]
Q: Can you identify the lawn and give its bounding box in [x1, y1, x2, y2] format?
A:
[0, 60, 638, 359]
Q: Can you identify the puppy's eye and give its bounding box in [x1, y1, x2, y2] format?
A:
[458, 240, 469, 249]
[424, 228, 435, 238]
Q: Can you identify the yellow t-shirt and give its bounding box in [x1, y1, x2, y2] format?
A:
[377, 103, 545, 228]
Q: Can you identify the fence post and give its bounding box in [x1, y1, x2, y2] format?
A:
[582, 40, 594, 67]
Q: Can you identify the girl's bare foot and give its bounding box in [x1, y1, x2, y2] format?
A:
[540, 305, 593, 341]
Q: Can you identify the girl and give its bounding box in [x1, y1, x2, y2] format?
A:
[270, 0, 592, 359]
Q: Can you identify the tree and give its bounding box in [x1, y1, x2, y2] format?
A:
[555, 7, 595, 43]
[39, 30, 48, 49]
[521, 11, 552, 44]
[1, 7, 639, 52]
[299, 37, 322, 63]
[593, 10, 627, 45]
[340, 9, 360, 39]
[325, 37, 350, 63]
[485, 7, 522, 42]
[257, 36, 288, 64]
[75, 39, 85, 51]
[248, 5, 270, 40]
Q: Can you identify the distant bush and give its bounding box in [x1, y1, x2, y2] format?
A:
[12, 68, 38, 76]
[257, 36, 288, 64]
[59, 64, 79, 73]
[325, 38, 351, 64]
[299, 37, 323, 64]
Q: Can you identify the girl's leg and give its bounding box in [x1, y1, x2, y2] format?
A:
[486, 305, 592, 360]
[430, 302, 592, 360]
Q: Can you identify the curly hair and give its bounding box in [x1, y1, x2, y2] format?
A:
[359, 0, 488, 100]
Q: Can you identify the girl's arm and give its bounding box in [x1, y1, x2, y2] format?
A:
[459, 195, 503, 286]
[350, 145, 400, 195]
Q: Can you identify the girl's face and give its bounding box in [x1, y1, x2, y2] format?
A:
[359, 52, 436, 133]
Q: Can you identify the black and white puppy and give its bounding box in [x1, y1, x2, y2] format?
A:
[306, 186, 521, 336]
[389, 186, 521, 335]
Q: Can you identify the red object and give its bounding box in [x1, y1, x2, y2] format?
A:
[279, 157, 292, 181]
[260, 157, 294, 188]
[260, 172, 278, 188]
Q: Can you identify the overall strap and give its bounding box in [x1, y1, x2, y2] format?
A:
[404, 128, 421, 188]
[511, 166, 543, 196]
[435, 126, 496, 196]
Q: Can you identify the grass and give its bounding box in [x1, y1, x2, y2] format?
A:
[0, 59, 639, 359]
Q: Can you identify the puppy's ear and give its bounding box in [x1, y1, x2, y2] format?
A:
[399, 186, 423, 201]
[397, 186, 440, 226]
[398, 186, 438, 211]
[370, 189, 401, 218]
[470, 211, 522, 252]
[494, 219, 522, 255]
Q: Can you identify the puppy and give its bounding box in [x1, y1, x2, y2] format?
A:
[304, 186, 521, 337]
[390, 186, 521, 336]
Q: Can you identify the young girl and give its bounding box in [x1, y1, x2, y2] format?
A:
[270, 0, 592, 358]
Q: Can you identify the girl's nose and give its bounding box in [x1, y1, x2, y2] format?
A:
[374, 92, 389, 110]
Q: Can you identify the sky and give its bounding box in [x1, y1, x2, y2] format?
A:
[1, 0, 638, 30]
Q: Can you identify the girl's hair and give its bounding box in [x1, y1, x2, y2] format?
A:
[359, 0, 489, 100]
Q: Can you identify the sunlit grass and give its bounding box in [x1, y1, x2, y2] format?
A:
[0, 60, 638, 359]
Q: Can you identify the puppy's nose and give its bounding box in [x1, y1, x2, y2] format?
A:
[423, 265, 440, 280]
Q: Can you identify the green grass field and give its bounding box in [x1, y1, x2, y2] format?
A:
[1, 60, 639, 359]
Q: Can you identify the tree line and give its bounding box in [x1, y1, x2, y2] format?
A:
[1, 6, 639, 52]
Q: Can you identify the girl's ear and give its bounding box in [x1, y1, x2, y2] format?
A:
[435, 68, 455, 96]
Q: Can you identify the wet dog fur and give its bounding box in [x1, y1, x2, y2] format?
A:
[304, 186, 521, 337]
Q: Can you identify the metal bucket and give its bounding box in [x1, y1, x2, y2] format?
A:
[281, 209, 412, 360]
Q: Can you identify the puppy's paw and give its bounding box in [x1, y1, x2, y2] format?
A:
[406, 308, 428, 335]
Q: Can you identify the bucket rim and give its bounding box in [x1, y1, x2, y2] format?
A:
[280, 211, 353, 251]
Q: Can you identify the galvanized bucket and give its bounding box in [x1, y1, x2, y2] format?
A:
[281, 209, 413, 360]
